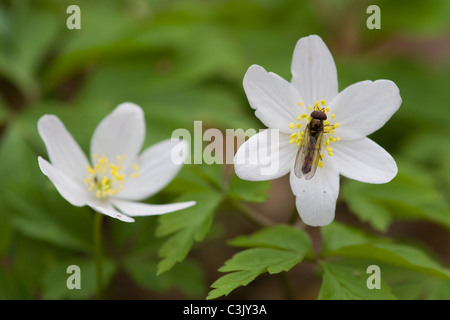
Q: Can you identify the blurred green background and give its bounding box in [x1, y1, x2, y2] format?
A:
[0, 0, 449, 299]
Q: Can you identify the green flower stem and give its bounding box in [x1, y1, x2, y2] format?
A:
[93, 212, 104, 299]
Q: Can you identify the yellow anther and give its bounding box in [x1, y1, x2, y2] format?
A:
[308, 105, 312, 111]
[84, 154, 135, 199]
[324, 120, 330, 126]
[327, 147, 333, 152]
[333, 122, 339, 128]
[289, 138, 296, 144]
[297, 116, 301, 121]
[307, 115, 311, 121]
[325, 107, 330, 113]
[318, 161, 323, 168]
[301, 113, 307, 119]
[328, 152, 333, 157]
[314, 101, 320, 107]
[321, 100, 326, 105]
[296, 123, 301, 129]
[289, 123, 295, 129]
[331, 114, 335, 119]
[298, 102, 303, 106]
[336, 136, 341, 141]
[290, 132, 298, 139]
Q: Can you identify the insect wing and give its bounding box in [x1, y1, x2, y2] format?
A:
[294, 125, 323, 180]
[304, 129, 323, 180]
[294, 126, 310, 179]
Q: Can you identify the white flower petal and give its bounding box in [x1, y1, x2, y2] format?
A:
[90, 102, 145, 170]
[38, 157, 90, 207]
[329, 80, 401, 140]
[332, 137, 397, 184]
[118, 139, 188, 201]
[113, 199, 196, 217]
[234, 129, 297, 181]
[37, 115, 89, 182]
[291, 35, 338, 107]
[88, 201, 135, 223]
[243, 64, 304, 132]
[289, 158, 339, 226]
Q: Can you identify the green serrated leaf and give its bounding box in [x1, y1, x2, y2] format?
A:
[156, 191, 223, 274]
[229, 224, 312, 253]
[318, 262, 396, 300]
[341, 159, 450, 232]
[218, 248, 302, 274]
[322, 223, 450, 281]
[207, 225, 312, 299]
[321, 222, 377, 253]
[207, 270, 257, 300]
[367, 261, 450, 300]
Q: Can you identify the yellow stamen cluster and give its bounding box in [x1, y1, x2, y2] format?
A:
[83, 154, 140, 199]
[288, 99, 341, 167]
[323, 117, 340, 156]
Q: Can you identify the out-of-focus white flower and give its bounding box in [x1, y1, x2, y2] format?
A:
[38, 102, 195, 222]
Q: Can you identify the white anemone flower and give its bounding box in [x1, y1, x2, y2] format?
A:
[234, 35, 401, 227]
[38, 102, 195, 222]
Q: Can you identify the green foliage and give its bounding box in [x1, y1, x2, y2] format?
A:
[156, 190, 224, 275]
[207, 225, 312, 299]
[41, 258, 116, 299]
[322, 223, 450, 281]
[124, 258, 206, 297]
[0, 0, 449, 300]
[342, 159, 450, 232]
[318, 262, 396, 300]
[228, 174, 271, 204]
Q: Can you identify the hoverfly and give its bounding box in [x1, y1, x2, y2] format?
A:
[294, 109, 327, 180]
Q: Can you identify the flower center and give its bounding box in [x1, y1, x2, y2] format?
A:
[288, 100, 340, 168]
[83, 154, 140, 199]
